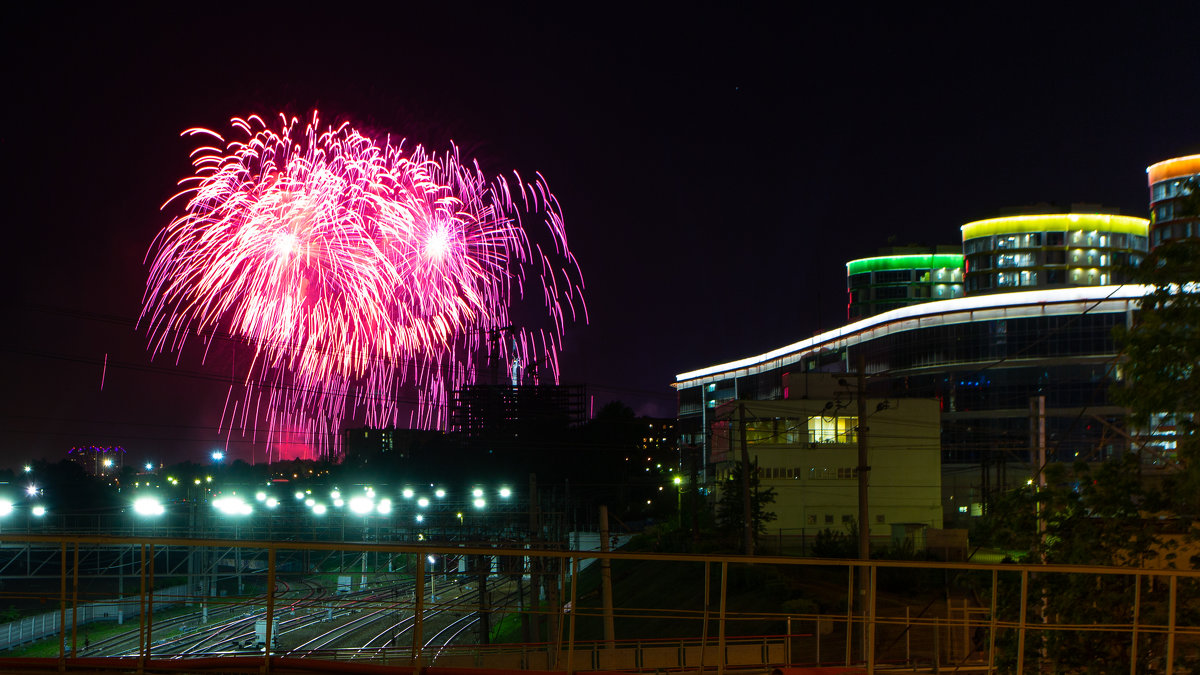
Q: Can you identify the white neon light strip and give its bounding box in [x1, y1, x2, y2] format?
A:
[675, 285, 1149, 384]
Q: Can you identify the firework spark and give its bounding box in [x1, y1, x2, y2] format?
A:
[141, 112, 586, 460]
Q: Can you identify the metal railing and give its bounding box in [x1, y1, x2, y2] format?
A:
[0, 533, 1194, 674]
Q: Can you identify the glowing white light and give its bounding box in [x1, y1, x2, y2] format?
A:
[349, 496, 373, 514]
[305, 498, 315, 507]
[417, 497, 429, 508]
[471, 488, 483, 498]
[102, 458, 114, 468]
[265, 497, 279, 508]
[213, 496, 252, 516]
[377, 499, 392, 515]
[415, 514, 424, 523]
[0, 501, 12, 517]
[144, 462, 154, 471]
[427, 555, 437, 564]
[402, 488, 414, 499]
[473, 498, 486, 509]
[255, 492, 266, 502]
[330, 490, 341, 500]
[211, 450, 224, 462]
[334, 498, 345, 507]
[294, 491, 304, 500]
[434, 489, 445, 498]
[312, 503, 327, 515]
[499, 488, 511, 498]
[134, 497, 165, 516]
[32, 505, 46, 517]
[676, 285, 1152, 382]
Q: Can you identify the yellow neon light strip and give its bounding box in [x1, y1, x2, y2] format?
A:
[960, 214, 1148, 241]
[1147, 154, 1200, 185]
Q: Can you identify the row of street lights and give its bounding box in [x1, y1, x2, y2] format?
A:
[123, 483, 516, 525]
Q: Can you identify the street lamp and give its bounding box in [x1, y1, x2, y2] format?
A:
[212, 496, 251, 593]
[673, 475, 684, 526]
[211, 450, 225, 463]
[427, 555, 437, 600]
[134, 497, 165, 517]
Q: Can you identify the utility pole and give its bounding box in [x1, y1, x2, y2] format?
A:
[855, 353, 872, 665]
[856, 354, 870, 560]
[739, 402, 755, 556]
[599, 505, 615, 647]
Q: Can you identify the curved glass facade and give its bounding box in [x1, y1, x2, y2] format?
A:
[960, 214, 1148, 294]
[846, 252, 964, 320]
[1147, 154, 1200, 247]
[674, 286, 1141, 526]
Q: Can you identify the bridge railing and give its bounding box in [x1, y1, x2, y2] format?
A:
[0, 534, 1194, 674]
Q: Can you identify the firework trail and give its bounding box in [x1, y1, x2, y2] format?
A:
[141, 112, 586, 460]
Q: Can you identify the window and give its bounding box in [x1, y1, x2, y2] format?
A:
[996, 233, 1040, 249]
[874, 270, 911, 284]
[1047, 231, 1065, 246]
[1045, 250, 1066, 264]
[809, 415, 858, 443]
[964, 237, 992, 254]
[807, 515, 817, 525]
[875, 286, 908, 299]
[996, 252, 1035, 268]
[744, 420, 775, 444]
[841, 514, 853, 523]
[825, 515, 834, 524]
[876, 515, 885, 524]
[848, 273, 871, 288]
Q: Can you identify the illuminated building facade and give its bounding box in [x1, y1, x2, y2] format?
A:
[846, 247, 964, 320]
[709, 389, 942, 541]
[961, 213, 1149, 294]
[675, 286, 1142, 528]
[1147, 154, 1200, 247]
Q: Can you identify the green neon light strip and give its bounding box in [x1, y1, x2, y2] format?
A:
[960, 214, 1148, 240]
[846, 254, 964, 275]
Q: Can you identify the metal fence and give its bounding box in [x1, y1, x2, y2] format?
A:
[0, 584, 186, 651]
[0, 533, 1195, 674]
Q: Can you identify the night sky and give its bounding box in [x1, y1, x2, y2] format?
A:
[3, 4, 1199, 467]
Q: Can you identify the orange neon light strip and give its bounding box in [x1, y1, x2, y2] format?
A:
[1147, 154, 1200, 185]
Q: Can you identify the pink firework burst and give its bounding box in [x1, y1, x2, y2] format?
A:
[141, 112, 586, 460]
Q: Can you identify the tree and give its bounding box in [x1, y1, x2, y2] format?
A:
[1113, 178, 1200, 517]
[975, 457, 1197, 673]
[714, 462, 777, 550]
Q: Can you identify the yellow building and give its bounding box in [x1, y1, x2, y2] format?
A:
[710, 381, 942, 547]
